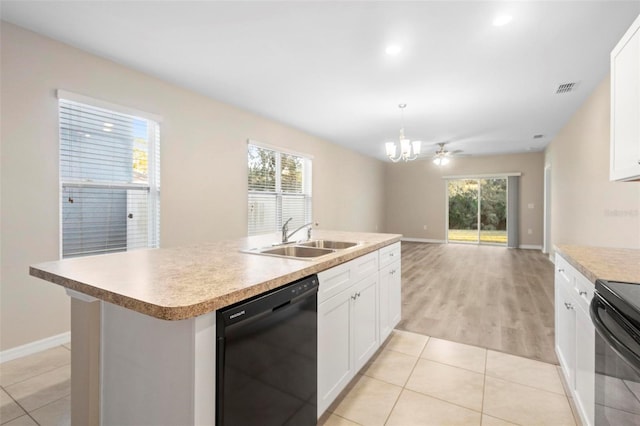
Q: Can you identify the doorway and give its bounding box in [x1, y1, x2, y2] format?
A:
[447, 178, 507, 245]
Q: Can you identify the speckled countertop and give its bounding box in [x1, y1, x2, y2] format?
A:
[30, 230, 401, 321]
[555, 244, 640, 284]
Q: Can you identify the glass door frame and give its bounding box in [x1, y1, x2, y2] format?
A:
[445, 175, 509, 247]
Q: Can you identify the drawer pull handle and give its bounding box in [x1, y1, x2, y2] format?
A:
[351, 294, 357, 300]
[558, 268, 565, 273]
[389, 253, 395, 257]
[579, 290, 588, 297]
[564, 302, 574, 310]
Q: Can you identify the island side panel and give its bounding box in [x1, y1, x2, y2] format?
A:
[101, 302, 216, 425]
[194, 310, 216, 425]
[70, 298, 101, 426]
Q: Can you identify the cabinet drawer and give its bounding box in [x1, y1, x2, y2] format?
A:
[555, 254, 573, 290]
[318, 261, 355, 304]
[379, 242, 401, 269]
[574, 273, 594, 313]
[318, 251, 378, 303]
[352, 251, 378, 284]
[555, 253, 594, 313]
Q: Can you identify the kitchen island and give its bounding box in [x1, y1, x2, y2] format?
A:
[30, 230, 401, 426]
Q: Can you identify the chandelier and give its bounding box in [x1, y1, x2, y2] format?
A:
[385, 104, 421, 162]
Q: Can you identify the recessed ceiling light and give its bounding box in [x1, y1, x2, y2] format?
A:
[493, 15, 513, 27]
[385, 45, 402, 56]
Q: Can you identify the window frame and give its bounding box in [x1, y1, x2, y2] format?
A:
[247, 139, 313, 237]
[57, 90, 162, 258]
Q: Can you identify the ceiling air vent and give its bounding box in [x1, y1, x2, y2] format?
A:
[533, 134, 544, 139]
[555, 82, 579, 94]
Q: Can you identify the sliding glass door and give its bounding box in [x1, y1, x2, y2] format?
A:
[447, 178, 507, 246]
[447, 179, 479, 243]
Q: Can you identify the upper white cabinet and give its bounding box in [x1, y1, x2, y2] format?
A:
[611, 14, 640, 181]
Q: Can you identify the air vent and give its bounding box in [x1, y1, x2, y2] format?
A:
[555, 82, 579, 94]
[533, 134, 544, 139]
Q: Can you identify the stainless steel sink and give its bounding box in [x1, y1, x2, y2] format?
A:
[259, 246, 335, 258]
[242, 238, 364, 260]
[298, 240, 359, 250]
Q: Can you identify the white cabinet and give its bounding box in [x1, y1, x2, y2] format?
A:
[317, 281, 353, 413]
[379, 242, 401, 342]
[611, 14, 640, 181]
[575, 299, 595, 426]
[352, 274, 380, 372]
[555, 253, 595, 426]
[555, 277, 576, 386]
[317, 253, 379, 416]
[317, 243, 403, 417]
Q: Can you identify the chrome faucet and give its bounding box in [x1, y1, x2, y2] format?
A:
[281, 217, 294, 243]
[282, 218, 313, 243]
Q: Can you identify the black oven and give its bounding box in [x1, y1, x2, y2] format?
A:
[590, 279, 640, 425]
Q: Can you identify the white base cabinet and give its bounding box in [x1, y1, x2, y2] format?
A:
[379, 242, 401, 342]
[317, 243, 402, 417]
[555, 253, 595, 426]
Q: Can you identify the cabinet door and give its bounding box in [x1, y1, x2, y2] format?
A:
[352, 275, 379, 372]
[555, 280, 576, 388]
[611, 14, 640, 181]
[379, 261, 401, 342]
[318, 291, 353, 416]
[388, 262, 401, 330]
[575, 304, 595, 426]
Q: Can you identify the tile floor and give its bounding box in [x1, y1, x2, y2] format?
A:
[0, 344, 71, 425]
[0, 332, 579, 425]
[320, 330, 579, 426]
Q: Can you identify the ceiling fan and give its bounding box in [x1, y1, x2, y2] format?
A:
[432, 142, 462, 166]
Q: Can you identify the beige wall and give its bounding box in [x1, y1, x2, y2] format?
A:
[384, 152, 545, 247]
[545, 75, 640, 253]
[0, 23, 386, 351]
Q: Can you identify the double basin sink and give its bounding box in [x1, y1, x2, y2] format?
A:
[243, 240, 361, 260]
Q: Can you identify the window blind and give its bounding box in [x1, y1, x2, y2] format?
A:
[59, 97, 160, 258]
[248, 143, 312, 236]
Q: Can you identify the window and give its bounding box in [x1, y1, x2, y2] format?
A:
[58, 91, 160, 258]
[247, 141, 312, 236]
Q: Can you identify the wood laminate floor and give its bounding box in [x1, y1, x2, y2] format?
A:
[397, 242, 558, 364]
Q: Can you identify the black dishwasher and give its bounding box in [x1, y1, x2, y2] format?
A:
[216, 275, 318, 426]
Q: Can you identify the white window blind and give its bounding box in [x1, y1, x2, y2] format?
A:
[59, 95, 160, 258]
[248, 143, 312, 236]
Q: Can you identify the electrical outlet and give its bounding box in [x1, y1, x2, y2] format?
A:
[423, 225, 427, 230]
[528, 203, 534, 209]
[528, 228, 533, 235]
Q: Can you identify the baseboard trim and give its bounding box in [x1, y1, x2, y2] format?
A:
[519, 245, 543, 250]
[0, 331, 71, 363]
[401, 237, 446, 244]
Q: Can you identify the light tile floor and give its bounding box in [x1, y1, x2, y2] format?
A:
[321, 330, 579, 426]
[0, 344, 70, 425]
[0, 332, 578, 425]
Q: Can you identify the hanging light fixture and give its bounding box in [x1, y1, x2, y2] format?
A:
[432, 143, 451, 166]
[385, 104, 421, 162]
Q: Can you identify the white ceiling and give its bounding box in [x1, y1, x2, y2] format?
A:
[2, 1, 639, 161]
